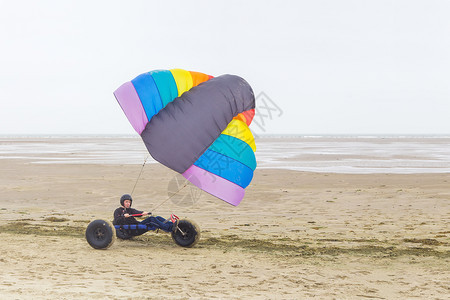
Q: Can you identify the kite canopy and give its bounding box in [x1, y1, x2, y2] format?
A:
[114, 69, 256, 206]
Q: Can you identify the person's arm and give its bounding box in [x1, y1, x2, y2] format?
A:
[113, 208, 126, 223]
[128, 208, 143, 216]
[127, 209, 151, 217]
[135, 209, 150, 216]
[137, 210, 151, 216]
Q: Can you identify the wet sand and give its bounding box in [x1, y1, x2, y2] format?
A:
[0, 154, 449, 299]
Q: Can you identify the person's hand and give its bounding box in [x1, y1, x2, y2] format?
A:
[142, 211, 149, 216]
[124, 213, 130, 218]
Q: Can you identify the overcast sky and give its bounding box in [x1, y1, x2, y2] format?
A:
[1, 0, 449, 135]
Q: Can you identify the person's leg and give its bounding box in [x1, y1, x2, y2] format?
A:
[140, 216, 154, 225]
[140, 216, 173, 231]
[154, 216, 173, 232]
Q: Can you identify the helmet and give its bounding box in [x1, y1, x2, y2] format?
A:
[120, 194, 132, 206]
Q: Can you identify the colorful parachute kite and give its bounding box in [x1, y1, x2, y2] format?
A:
[114, 69, 256, 206]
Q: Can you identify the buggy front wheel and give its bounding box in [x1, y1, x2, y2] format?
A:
[85, 219, 116, 249]
[171, 219, 200, 248]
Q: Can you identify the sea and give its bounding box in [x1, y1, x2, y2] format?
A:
[0, 135, 449, 174]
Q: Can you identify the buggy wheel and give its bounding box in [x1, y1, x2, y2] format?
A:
[115, 227, 133, 240]
[171, 219, 200, 248]
[85, 219, 116, 249]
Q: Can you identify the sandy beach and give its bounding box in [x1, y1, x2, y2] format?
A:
[0, 138, 449, 299]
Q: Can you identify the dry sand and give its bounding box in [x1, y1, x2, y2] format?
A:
[0, 154, 449, 299]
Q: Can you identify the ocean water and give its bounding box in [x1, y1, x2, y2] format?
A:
[0, 135, 449, 174]
[256, 136, 450, 174]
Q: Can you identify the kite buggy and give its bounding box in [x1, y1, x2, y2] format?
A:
[86, 194, 200, 249]
[85, 214, 200, 249]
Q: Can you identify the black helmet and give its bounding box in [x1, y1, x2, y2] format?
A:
[120, 194, 132, 206]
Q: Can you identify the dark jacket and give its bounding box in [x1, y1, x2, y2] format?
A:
[113, 207, 143, 225]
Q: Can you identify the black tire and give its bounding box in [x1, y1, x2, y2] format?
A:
[171, 219, 200, 248]
[85, 219, 116, 249]
[115, 227, 133, 240]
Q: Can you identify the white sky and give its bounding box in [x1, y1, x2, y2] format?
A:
[0, 0, 449, 135]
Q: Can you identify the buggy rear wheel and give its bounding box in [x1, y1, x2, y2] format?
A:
[85, 219, 116, 249]
[171, 219, 200, 248]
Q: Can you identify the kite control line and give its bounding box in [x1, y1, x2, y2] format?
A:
[128, 155, 188, 214]
[150, 181, 189, 212]
[131, 155, 149, 196]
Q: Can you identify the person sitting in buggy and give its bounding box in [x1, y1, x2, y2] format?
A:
[85, 194, 199, 249]
[113, 194, 177, 239]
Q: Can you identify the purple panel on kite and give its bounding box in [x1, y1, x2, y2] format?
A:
[113, 81, 148, 135]
[182, 164, 245, 206]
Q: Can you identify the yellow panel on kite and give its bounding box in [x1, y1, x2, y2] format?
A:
[222, 119, 256, 151]
[170, 69, 193, 97]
